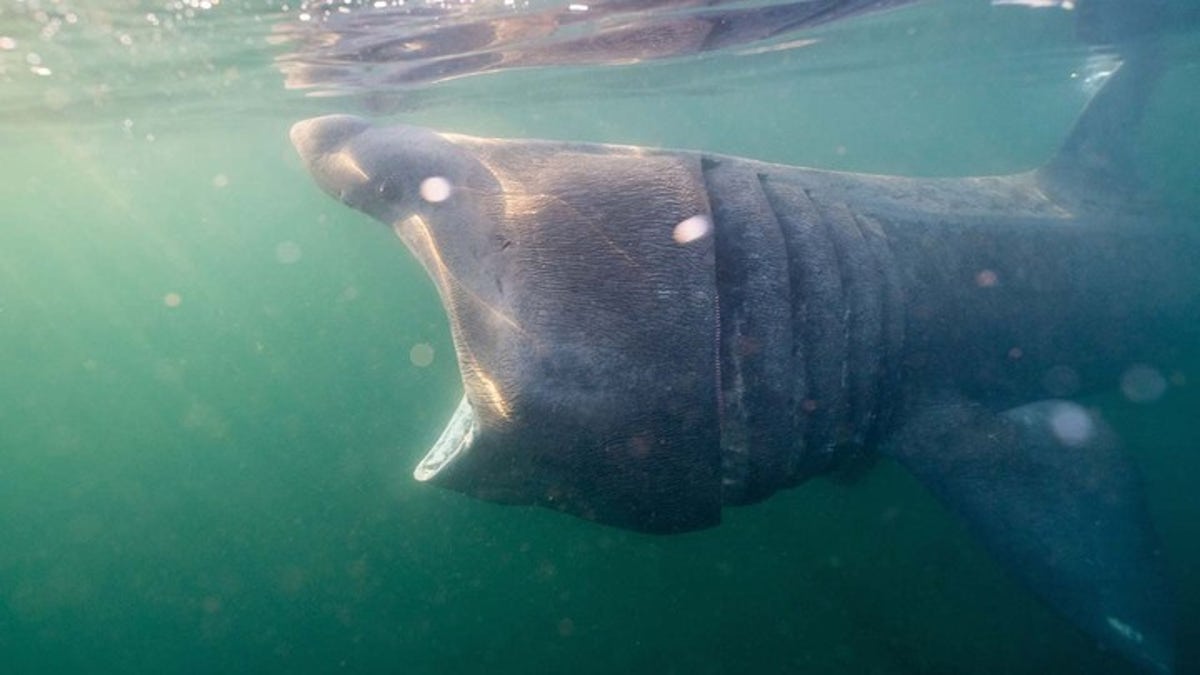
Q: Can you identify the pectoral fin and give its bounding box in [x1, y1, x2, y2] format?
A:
[883, 398, 1174, 674]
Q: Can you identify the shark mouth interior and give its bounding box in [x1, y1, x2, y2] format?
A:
[413, 395, 477, 482]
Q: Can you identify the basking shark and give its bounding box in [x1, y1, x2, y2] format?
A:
[289, 15, 1195, 675]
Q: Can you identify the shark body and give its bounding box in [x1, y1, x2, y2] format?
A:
[290, 15, 1194, 673]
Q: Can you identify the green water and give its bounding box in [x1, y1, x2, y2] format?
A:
[1, 1, 1198, 673]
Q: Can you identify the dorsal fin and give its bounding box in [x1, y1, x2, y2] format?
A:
[1036, 40, 1162, 205]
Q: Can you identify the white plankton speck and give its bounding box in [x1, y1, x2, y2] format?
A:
[275, 241, 302, 264]
[1048, 402, 1094, 447]
[1120, 364, 1167, 404]
[673, 215, 711, 244]
[410, 343, 435, 367]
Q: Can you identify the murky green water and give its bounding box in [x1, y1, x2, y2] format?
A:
[1, 1, 1197, 673]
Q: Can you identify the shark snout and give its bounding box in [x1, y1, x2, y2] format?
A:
[289, 115, 381, 211]
[289, 114, 370, 163]
[290, 115, 492, 226]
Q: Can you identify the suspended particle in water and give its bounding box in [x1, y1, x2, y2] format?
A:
[164, 292, 182, 308]
[0, 37, 16, 51]
[419, 176, 451, 203]
[43, 87, 71, 111]
[410, 342, 435, 367]
[673, 215, 711, 245]
[275, 241, 302, 264]
[1041, 364, 1080, 397]
[1048, 402, 1094, 447]
[975, 269, 999, 287]
[1120, 364, 1167, 404]
[212, 173, 229, 188]
[1106, 615, 1143, 644]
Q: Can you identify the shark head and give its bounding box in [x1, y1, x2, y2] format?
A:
[290, 115, 724, 533]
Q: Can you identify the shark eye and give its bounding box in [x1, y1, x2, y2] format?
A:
[375, 178, 407, 202]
